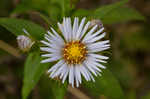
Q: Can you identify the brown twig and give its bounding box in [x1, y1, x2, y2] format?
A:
[68, 85, 90, 99]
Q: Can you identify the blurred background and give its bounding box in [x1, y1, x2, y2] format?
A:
[0, 0, 149, 99]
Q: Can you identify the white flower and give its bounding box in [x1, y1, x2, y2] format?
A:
[40, 17, 110, 87]
[17, 29, 35, 52]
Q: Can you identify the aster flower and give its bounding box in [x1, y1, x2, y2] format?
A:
[17, 29, 35, 52]
[40, 17, 110, 87]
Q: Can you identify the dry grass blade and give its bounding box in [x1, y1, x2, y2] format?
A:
[0, 40, 21, 58]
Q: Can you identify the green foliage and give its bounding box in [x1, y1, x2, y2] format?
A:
[0, 18, 45, 40]
[39, 76, 67, 99]
[11, 4, 34, 14]
[83, 69, 125, 99]
[93, 0, 129, 19]
[101, 7, 145, 24]
[50, 0, 71, 17]
[22, 51, 50, 99]
[45, 4, 61, 22]
[12, 0, 72, 22]
[73, 0, 145, 24]
[73, 9, 92, 17]
[20, 0, 50, 10]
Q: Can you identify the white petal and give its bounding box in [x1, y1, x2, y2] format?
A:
[91, 63, 102, 72]
[41, 40, 62, 50]
[41, 54, 55, 57]
[92, 27, 104, 38]
[69, 66, 74, 87]
[62, 66, 69, 83]
[88, 72, 95, 82]
[79, 21, 91, 39]
[76, 65, 82, 83]
[41, 56, 60, 63]
[83, 26, 104, 42]
[87, 40, 110, 52]
[63, 18, 69, 41]
[94, 58, 107, 63]
[80, 65, 90, 81]
[85, 32, 106, 44]
[75, 66, 81, 87]
[94, 27, 104, 36]
[40, 47, 59, 53]
[58, 22, 67, 40]
[88, 32, 106, 43]
[89, 54, 109, 60]
[84, 61, 97, 76]
[50, 27, 64, 42]
[88, 46, 110, 53]
[66, 18, 72, 41]
[88, 40, 109, 47]
[47, 31, 56, 39]
[86, 58, 102, 72]
[50, 63, 66, 78]
[75, 17, 86, 40]
[41, 40, 51, 47]
[48, 60, 64, 73]
[93, 61, 106, 69]
[60, 64, 68, 79]
[23, 28, 29, 35]
[82, 25, 98, 42]
[72, 17, 79, 40]
[45, 34, 64, 46]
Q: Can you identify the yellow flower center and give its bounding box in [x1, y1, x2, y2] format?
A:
[63, 41, 87, 64]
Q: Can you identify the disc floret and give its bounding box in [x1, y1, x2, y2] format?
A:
[63, 41, 87, 65]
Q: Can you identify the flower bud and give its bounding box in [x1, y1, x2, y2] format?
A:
[89, 19, 103, 29]
[17, 29, 35, 52]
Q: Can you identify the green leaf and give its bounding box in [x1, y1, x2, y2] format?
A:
[72, 0, 128, 19]
[39, 76, 67, 99]
[93, 0, 145, 24]
[0, 18, 45, 40]
[83, 69, 125, 99]
[22, 51, 50, 99]
[20, 0, 50, 10]
[100, 7, 145, 24]
[11, 4, 34, 14]
[51, 0, 71, 17]
[72, 9, 92, 17]
[93, 0, 129, 19]
[73, 0, 144, 24]
[45, 4, 62, 22]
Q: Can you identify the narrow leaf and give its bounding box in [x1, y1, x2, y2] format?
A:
[22, 51, 50, 99]
[73, 0, 144, 24]
[100, 7, 145, 24]
[83, 69, 125, 99]
[73, 0, 129, 20]
[0, 18, 45, 40]
[93, 0, 129, 19]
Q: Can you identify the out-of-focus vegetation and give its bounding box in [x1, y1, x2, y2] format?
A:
[0, 0, 149, 99]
